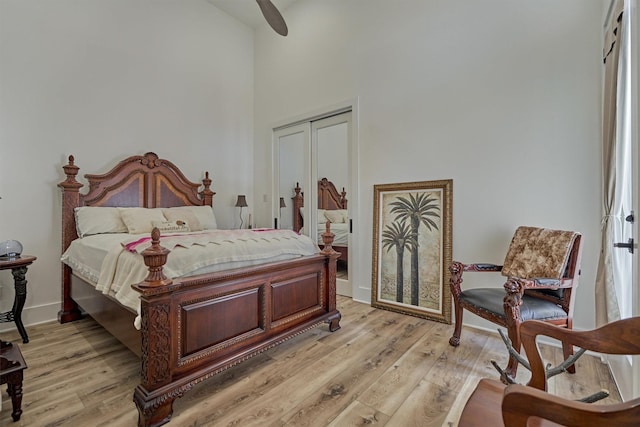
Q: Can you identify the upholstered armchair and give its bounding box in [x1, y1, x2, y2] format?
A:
[449, 226, 583, 379]
[458, 317, 640, 427]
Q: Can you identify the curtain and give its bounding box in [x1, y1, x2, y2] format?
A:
[595, 0, 626, 326]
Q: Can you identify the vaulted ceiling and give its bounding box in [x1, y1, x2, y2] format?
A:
[206, 0, 298, 29]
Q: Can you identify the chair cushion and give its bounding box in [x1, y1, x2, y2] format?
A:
[502, 226, 578, 280]
[460, 288, 567, 321]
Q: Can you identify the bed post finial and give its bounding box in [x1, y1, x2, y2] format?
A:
[60, 155, 82, 189]
[320, 221, 339, 255]
[137, 228, 173, 288]
[200, 171, 215, 206]
[292, 183, 304, 232]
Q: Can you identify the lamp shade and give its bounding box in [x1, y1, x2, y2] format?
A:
[0, 240, 23, 258]
[235, 195, 248, 208]
[279, 197, 286, 208]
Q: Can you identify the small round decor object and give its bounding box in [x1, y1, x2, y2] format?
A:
[0, 240, 23, 259]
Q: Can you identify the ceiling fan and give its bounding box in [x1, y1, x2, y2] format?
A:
[256, 0, 288, 36]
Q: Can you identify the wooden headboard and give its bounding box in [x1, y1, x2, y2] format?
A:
[292, 178, 347, 233]
[58, 152, 215, 253]
[58, 152, 215, 322]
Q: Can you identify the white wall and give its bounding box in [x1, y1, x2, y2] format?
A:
[253, 0, 605, 331]
[0, 0, 254, 327]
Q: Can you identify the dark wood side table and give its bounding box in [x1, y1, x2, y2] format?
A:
[1, 340, 27, 421]
[0, 255, 36, 343]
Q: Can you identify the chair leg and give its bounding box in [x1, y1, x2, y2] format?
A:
[503, 324, 522, 381]
[448, 261, 465, 347]
[449, 300, 463, 346]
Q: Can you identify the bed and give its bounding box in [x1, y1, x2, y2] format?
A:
[58, 152, 341, 427]
[292, 178, 349, 264]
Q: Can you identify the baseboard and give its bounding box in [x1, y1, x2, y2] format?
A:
[0, 301, 59, 334]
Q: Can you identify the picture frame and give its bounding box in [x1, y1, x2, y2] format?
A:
[372, 180, 453, 323]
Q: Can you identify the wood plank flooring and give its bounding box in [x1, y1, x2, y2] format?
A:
[1, 297, 620, 426]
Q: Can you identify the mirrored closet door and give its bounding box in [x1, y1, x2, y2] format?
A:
[273, 110, 353, 296]
[274, 123, 309, 231]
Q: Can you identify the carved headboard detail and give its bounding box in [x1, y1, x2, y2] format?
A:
[292, 178, 347, 233]
[58, 152, 215, 252]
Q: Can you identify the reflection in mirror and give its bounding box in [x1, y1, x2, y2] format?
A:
[274, 110, 352, 296]
[317, 123, 349, 197]
[316, 119, 349, 281]
[277, 130, 305, 231]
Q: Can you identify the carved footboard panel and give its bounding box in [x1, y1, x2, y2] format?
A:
[132, 236, 340, 427]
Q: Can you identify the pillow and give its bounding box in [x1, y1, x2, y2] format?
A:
[152, 220, 190, 233]
[337, 209, 348, 223]
[162, 207, 203, 232]
[299, 207, 304, 218]
[183, 205, 217, 230]
[317, 209, 327, 224]
[119, 208, 167, 234]
[74, 207, 128, 237]
[324, 210, 345, 223]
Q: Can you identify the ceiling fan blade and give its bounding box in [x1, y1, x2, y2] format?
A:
[256, 0, 288, 36]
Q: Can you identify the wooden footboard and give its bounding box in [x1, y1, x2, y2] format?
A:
[131, 228, 341, 427]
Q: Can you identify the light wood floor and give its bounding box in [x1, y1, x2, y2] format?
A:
[1, 297, 620, 426]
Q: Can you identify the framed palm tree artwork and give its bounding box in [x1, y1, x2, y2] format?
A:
[372, 180, 452, 323]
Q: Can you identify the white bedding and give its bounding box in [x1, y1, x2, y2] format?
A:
[61, 229, 318, 327]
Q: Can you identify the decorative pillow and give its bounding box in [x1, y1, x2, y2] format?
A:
[119, 208, 167, 235]
[501, 226, 579, 279]
[162, 207, 203, 232]
[74, 207, 128, 237]
[324, 210, 345, 223]
[152, 220, 190, 233]
[171, 206, 217, 230]
[317, 209, 327, 224]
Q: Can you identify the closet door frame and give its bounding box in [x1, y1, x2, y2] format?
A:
[271, 100, 360, 299]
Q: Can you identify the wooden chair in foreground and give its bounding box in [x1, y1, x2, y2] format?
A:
[458, 317, 640, 427]
[449, 226, 583, 379]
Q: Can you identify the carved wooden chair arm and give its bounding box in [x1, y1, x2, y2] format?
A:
[501, 276, 572, 310]
[520, 318, 640, 390]
[460, 262, 503, 273]
[449, 261, 503, 298]
[502, 383, 640, 427]
[506, 277, 570, 290]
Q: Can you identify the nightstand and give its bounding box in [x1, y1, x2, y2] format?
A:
[1, 340, 27, 421]
[0, 255, 36, 343]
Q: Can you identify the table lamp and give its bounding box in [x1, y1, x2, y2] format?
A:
[235, 195, 248, 229]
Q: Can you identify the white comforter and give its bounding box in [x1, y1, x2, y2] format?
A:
[61, 229, 318, 327]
